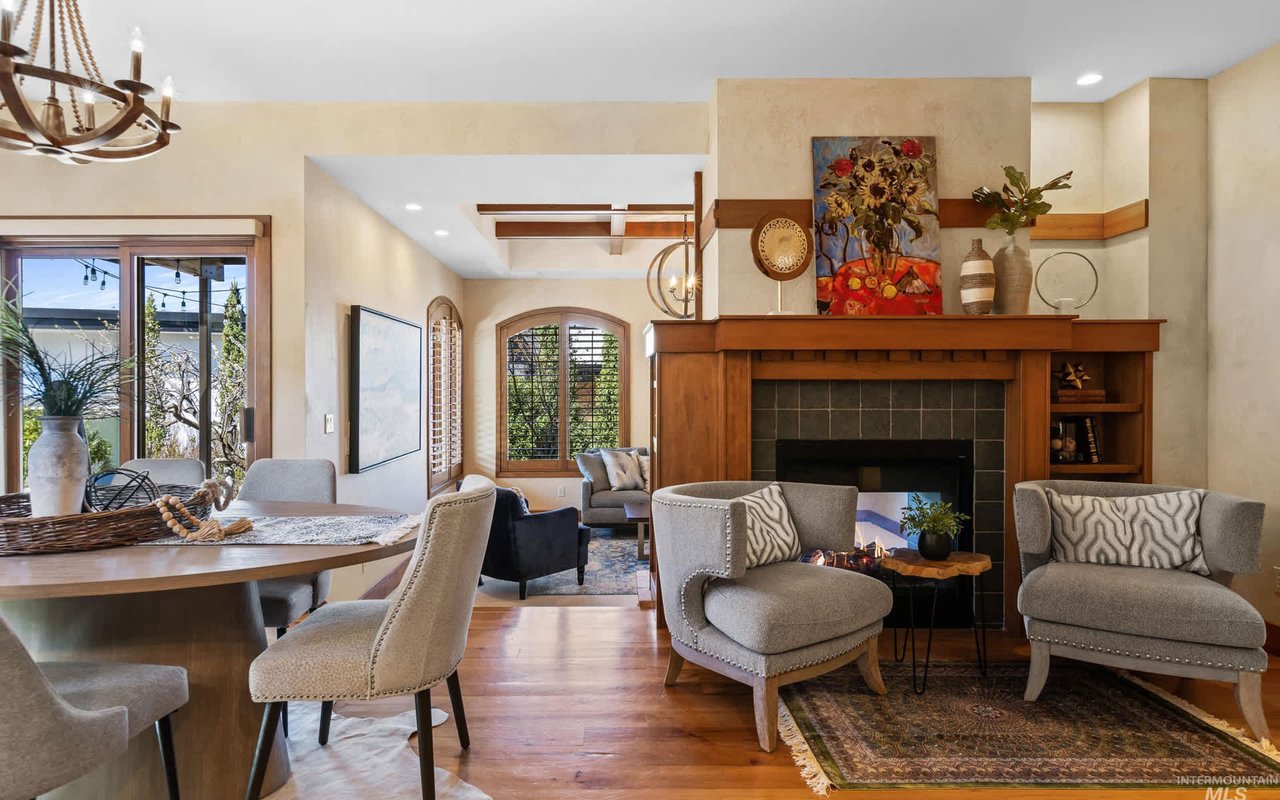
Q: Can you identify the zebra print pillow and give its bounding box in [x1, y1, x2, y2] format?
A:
[739, 483, 802, 568]
[1046, 489, 1209, 575]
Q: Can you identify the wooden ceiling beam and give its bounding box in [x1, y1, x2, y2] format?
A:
[495, 220, 694, 240]
[477, 204, 694, 216]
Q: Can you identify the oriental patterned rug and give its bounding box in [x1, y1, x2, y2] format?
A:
[779, 661, 1280, 794]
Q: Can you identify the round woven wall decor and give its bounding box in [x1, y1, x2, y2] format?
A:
[751, 214, 813, 282]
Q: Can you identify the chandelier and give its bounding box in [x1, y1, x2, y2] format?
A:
[0, 0, 177, 164]
[646, 214, 699, 319]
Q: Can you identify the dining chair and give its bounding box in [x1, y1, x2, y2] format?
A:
[120, 457, 207, 487]
[238, 457, 338, 736]
[244, 475, 497, 800]
[0, 616, 189, 800]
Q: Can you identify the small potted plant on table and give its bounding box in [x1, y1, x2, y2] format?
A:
[899, 493, 970, 562]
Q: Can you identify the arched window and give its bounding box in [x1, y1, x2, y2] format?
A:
[497, 307, 628, 476]
[427, 297, 463, 494]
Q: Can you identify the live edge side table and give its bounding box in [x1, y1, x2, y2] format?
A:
[878, 550, 993, 695]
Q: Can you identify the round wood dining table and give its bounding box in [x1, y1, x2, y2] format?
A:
[0, 500, 417, 800]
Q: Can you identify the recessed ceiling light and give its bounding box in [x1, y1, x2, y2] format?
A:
[404, 202, 423, 211]
[434, 229, 450, 237]
[1076, 72, 1103, 87]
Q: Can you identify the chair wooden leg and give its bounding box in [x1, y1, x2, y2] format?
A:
[414, 688, 436, 800]
[855, 636, 887, 695]
[318, 700, 334, 746]
[446, 670, 470, 749]
[244, 702, 282, 800]
[1024, 639, 1051, 702]
[752, 676, 780, 752]
[1236, 671, 1271, 741]
[518, 580, 527, 601]
[664, 648, 685, 687]
[155, 714, 180, 800]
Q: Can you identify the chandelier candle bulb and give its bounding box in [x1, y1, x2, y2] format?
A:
[129, 27, 144, 81]
[79, 90, 95, 129]
[160, 76, 174, 122]
[0, 0, 13, 43]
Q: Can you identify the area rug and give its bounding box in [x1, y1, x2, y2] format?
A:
[266, 701, 491, 799]
[779, 661, 1280, 794]
[522, 528, 642, 596]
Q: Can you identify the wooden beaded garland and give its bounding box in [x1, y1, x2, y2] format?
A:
[155, 494, 253, 542]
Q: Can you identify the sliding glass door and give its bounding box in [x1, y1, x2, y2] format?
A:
[136, 254, 250, 485]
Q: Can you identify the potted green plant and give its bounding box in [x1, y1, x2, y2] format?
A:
[971, 167, 1072, 314]
[0, 297, 131, 516]
[899, 493, 970, 562]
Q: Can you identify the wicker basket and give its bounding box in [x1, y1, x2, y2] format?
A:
[0, 485, 215, 556]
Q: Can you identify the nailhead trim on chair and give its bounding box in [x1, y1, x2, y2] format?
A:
[1027, 633, 1265, 672]
[671, 625, 882, 679]
[652, 496, 735, 650]
[254, 489, 493, 704]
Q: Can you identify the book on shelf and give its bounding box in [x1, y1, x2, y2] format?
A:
[1081, 416, 1103, 463]
[1055, 388, 1107, 403]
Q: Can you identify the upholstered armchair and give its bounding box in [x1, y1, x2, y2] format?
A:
[1014, 479, 1270, 740]
[481, 487, 590, 600]
[652, 481, 893, 752]
[577, 446, 649, 528]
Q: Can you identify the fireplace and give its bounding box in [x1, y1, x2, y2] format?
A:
[777, 438, 975, 627]
[751, 379, 1005, 627]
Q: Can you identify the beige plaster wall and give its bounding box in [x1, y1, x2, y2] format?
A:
[709, 78, 1032, 315]
[1206, 43, 1280, 621]
[1101, 82, 1151, 320]
[302, 160, 464, 599]
[462, 279, 657, 511]
[0, 100, 707, 460]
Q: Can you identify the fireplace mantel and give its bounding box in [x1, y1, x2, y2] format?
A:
[645, 314, 1164, 632]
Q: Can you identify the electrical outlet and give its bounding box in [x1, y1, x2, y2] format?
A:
[323, 413, 336, 435]
[557, 485, 566, 498]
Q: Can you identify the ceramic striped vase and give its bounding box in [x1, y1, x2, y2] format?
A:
[959, 238, 995, 315]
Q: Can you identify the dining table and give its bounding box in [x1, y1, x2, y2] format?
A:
[0, 499, 418, 800]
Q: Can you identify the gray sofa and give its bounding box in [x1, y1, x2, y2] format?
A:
[577, 447, 649, 527]
[652, 481, 893, 752]
[1014, 479, 1270, 741]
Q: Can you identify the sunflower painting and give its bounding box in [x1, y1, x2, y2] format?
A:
[812, 136, 942, 316]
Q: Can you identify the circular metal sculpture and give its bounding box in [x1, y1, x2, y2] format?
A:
[86, 468, 161, 512]
[751, 214, 813, 281]
[646, 216, 698, 319]
[1034, 251, 1099, 313]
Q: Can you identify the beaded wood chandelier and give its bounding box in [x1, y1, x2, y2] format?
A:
[0, 0, 177, 164]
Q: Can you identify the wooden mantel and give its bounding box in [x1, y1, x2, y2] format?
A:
[645, 314, 1164, 632]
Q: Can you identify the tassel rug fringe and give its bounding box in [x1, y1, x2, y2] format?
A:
[777, 700, 832, 797]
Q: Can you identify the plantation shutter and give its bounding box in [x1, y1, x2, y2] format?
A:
[498, 309, 629, 475]
[427, 299, 463, 494]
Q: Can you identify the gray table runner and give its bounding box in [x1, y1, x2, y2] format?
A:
[145, 514, 419, 546]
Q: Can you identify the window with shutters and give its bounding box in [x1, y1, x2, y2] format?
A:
[427, 297, 463, 495]
[497, 308, 629, 476]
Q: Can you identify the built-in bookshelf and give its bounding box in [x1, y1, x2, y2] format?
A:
[1047, 347, 1152, 482]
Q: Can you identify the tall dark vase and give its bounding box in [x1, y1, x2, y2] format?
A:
[917, 532, 953, 561]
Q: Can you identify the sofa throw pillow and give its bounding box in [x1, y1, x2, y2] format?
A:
[740, 483, 803, 568]
[601, 449, 645, 491]
[576, 451, 611, 491]
[506, 485, 531, 514]
[1046, 488, 1209, 575]
[638, 455, 651, 492]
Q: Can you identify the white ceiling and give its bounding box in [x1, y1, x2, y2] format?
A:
[313, 155, 706, 279]
[71, 1, 1280, 103]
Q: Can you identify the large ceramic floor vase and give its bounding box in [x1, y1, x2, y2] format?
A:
[959, 238, 995, 315]
[27, 416, 88, 516]
[993, 234, 1033, 314]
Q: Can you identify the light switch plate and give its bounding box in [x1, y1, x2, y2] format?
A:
[557, 485, 566, 497]
[323, 413, 336, 435]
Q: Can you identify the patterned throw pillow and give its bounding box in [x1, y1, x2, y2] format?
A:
[638, 455, 651, 492]
[1046, 489, 1209, 575]
[601, 449, 645, 491]
[740, 483, 803, 568]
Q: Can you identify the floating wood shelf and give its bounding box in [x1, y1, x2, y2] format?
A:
[1049, 463, 1143, 476]
[1050, 403, 1143, 414]
[1032, 199, 1149, 241]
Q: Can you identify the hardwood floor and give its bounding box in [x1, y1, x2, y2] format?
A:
[390, 605, 1280, 799]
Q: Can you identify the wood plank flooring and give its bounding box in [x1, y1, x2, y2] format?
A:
[393, 605, 1280, 799]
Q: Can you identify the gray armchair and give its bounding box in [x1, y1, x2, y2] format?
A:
[1014, 480, 1269, 740]
[652, 481, 892, 752]
[577, 447, 649, 527]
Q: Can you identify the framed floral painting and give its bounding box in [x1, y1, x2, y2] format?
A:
[812, 136, 942, 316]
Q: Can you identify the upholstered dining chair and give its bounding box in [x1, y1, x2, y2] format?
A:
[0, 616, 189, 799]
[651, 481, 893, 752]
[237, 457, 339, 736]
[243, 475, 497, 800]
[1014, 479, 1270, 741]
[120, 457, 207, 487]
